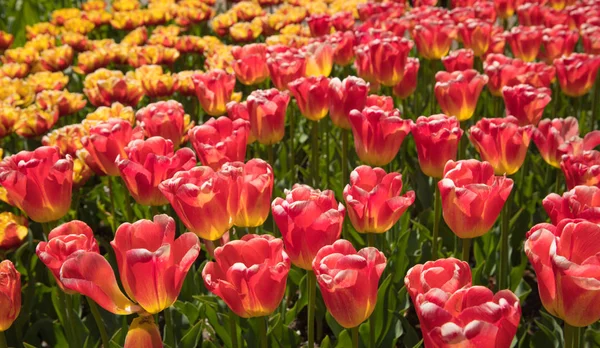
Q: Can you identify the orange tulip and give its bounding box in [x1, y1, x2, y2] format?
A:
[288, 76, 330, 121]
[136, 100, 193, 147]
[502, 84, 551, 126]
[192, 69, 237, 116]
[0, 212, 28, 251]
[533, 117, 580, 168]
[246, 88, 290, 145]
[267, 49, 306, 90]
[328, 76, 369, 130]
[0, 260, 20, 332]
[435, 69, 488, 121]
[412, 19, 457, 60]
[392, 58, 420, 100]
[507, 25, 543, 62]
[189, 117, 249, 169]
[124, 316, 163, 348]
[540, 25, 578, 64]
[441, 48, 474, 72]
[231, 44, 270, 86]
[458, 19, 492, 57]
[554, 53, 600, 97]
[561, 150, 600, 190]
[543, 186, 600, 225]
[368, 37, 413, 86]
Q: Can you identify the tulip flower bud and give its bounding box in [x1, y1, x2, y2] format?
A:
[411, 115, 463, 178]
[328, 76, 369, 130]
[288, 76, 330, 122]
[554, 53, 600, 97]
[392, 58, 419, 100]
[412, 19, 457, 60]
[532, 117, 580, 168]
[136, 100, 194, 148]
[124, 316, 163, 348]
[507, 26, 543, 62]
[192, 69, 237, 116]
[0, 260, 20, 332]
[434, 69, 488, 122]
[246, 89, 290, 145]
[231, 44, 270, 86]
[502, 84, 551, 126]
[0, 212, 28, 250]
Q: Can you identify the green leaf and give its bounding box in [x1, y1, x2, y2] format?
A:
[180, 320, 204, 348]
[335, 329, 353, 348]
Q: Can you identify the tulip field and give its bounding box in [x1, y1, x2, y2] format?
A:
[2, 0, 600, 347]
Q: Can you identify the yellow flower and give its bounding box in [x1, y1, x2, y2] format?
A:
[0, 212, 29, 251]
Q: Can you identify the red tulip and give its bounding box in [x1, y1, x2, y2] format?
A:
[582, 24, 600, 55]
[507, 26, 543, 62]
[368, 37, 413, 86]
[302, 42, 334, 77]
[404, 258, 472, 302]
[438, 160, 514, 238]
[414, 286, 521, 346]
[111, 215, 201, 314]
[124, 316, 163, 348]
[288, 76, 330, 121]
[328, 76, 369, 130]
[354, 44, 376, 84]
[441, 49, 474, 73]
[521, 61, 556, 89]
[312, 239, 386, 328]
[540, 25, 578, 64]
[202, 234, 291, 318]
[192, 69, 237, 116]
[365, 95, 393, 111]
[231, 44, 270, 86]
[246, 88, 290, 145]
[0, 146, 73, 223]
[343, 166, 415, 234]
[159, 166, 238, 241]
[136, 100, 193, 148]
[525, 219, 600, 326]
[561, 150, 600, 190]
[0, 260, 20, 332]
[392, 58, 419, 100]
[349, 106, 412, 167]
[116, 137, 196, 206]
[189, 117, 249, 170]
[543, 186, 600, 225]
[555, 53, 600, 97]
[475, 1, 498, 22]
[542, 7, 572, 28]
[411, 115, 463, 178]
[412, 19, 457, 60]
[331, 11, 355, 31]
[458, 19, 492, 57]
[502, 84, 551, 126]
[483, 54, 523, 96]
[36, 221, 100, 291]
[221, 160, 274, 228]
[517, 3, 544, 26]
[435, 69, 488, 122]
[267, 50, 306, 91]
[307, 14, 332, 37]
[533, 117, 579, 168]
[331, 31, 355, 67]
[494, 0, 516, 18]
[81, 118, 143, 176]
[272, 184, 345, 270]
[469, 116, 533, 175]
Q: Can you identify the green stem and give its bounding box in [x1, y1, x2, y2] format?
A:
[367, 233, 376, 248]
[555, 169, 562, 194]
[578, 97, 587, 135]
[87, 297, 110, 348]
[432, 182, 441, 260]
[498, 202, 510, 289]
[151, 205, 159, 218]
[267, 145, 274, 168]
[120, 177, 134, 222]
[257, 316, 268, 348]
[342, 129, 349, 191]
[574, 326, 581, 348]
[462, 238, 471, 262]
[311, 121, 319, 187]
[290, 106, 296, 179]
[352, 326, 359, 348]
[63, 293, 80, 348]
[0, 331, 6, 348]
[164, 307, 175, 348]
[247, 226, 256, 236]
[307, 271, 316, 348]
[369, 313, 376, 348]
[325, 119, 330, 188]
[593, 73, 600, 131]
[41, 222, 53, 235]
[229, 310, 238, 348]
[107, 177, 116, 231]
[564, 322, 577, 348]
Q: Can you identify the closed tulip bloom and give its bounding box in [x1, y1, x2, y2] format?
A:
[438, 160, 514, 238]
[331, 31, 355, 67]
[415, 286, 521, 347]
[189, 117, 249, 170]
[354, 45, 376, 84]
[435, 70, 488, 122]
[517, 3, 544, 26]
[540, 25, 578, 64]
[302, 42, 334, 78]
[136, 100, 194, 147]
[582, 24, 600, 55]
[81, 118, 143, 176]
[203, 234, 291, 318]
[483, 54, 523, 96]
[469, 117, 533, 175]
[312, 240, 386, 328]
[349, 107, 412, 167]
[267, 51, 306, 91]
[272, 184, 345, 270]
[111, 215, 201, 314]
[365, 95, 394, 111]
[331, 11, 355, 31]
[192, 69, 237, 116]
[0, 212, 28, 250]
[502, 84, 551, 126]
[159, 166, 237, 241]
[404, 258, 472, 303]
[369, 37, 413, 86]
[458, 19, 492, 57]
[124, 316, 163, 348]
[507, 26, 543, 62]
[117, 137, 196, 206]
[412, 115, 463, 178]
[343, 166, 415, 234]
[328, 76, 369, 130]
[525, 219, 600, 326]
[222, 160, 274, 228]
[555, 53, 600, 97]
[392, 58, 420, 100]
[36, 221, 99, 291]
[543, 186, 600, 224]
[533, 117, 580, 168]
[231, 44, 269, 86]
[288, 76, 330, 121]
[246, 89, 290, 145]
[441, 49, 474, 73]
[307, 14, 332, 37]
[494, 0, 516, 18]
[0, 260, 20, 332]
[561, 150, 600, 190]
[413, 19, 457, 60]
[0, 146, 72, 223]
